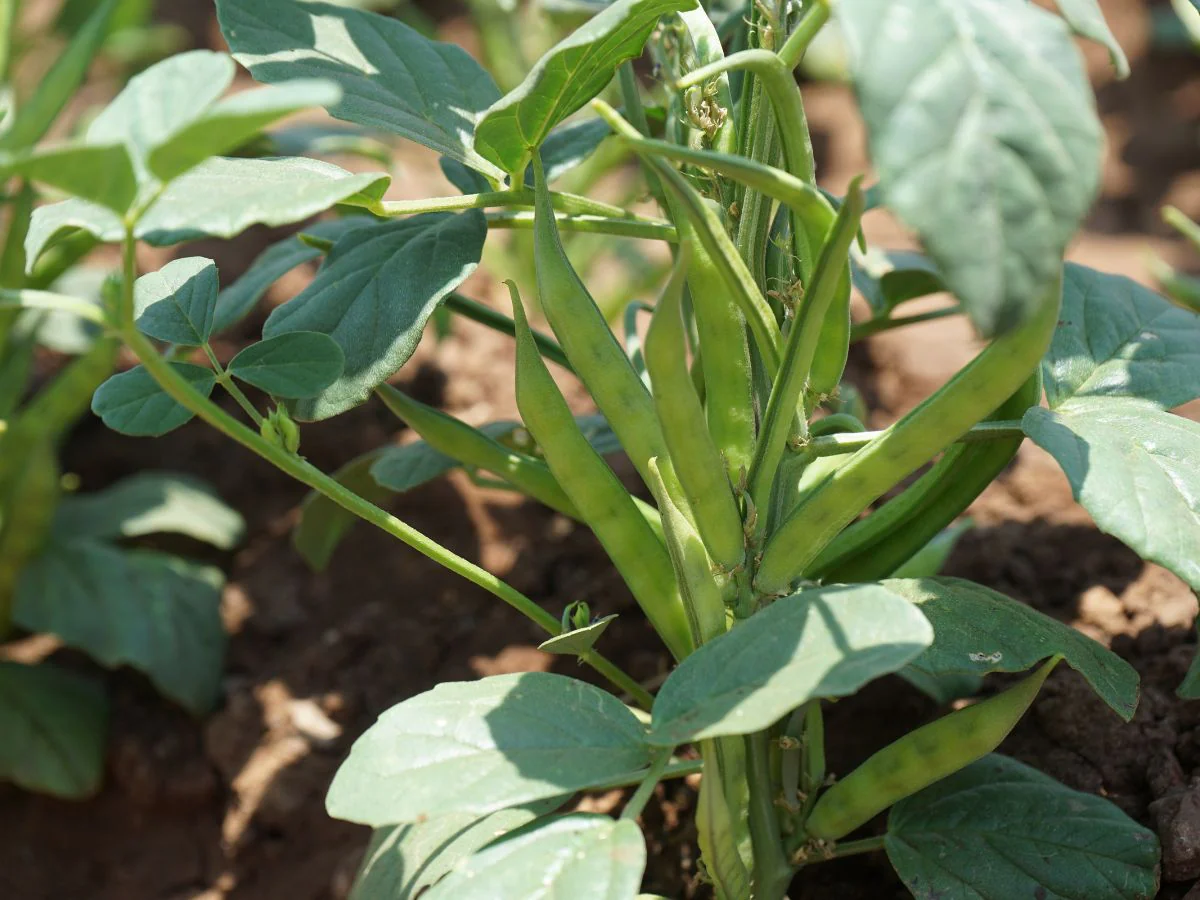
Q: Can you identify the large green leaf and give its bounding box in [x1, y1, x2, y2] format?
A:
[326, 672, 653, 826]
[423, 815, 646, 900]
[1024, 398, 1200, 592]
[1, 143, 137, 212]
[91, 362, 216, 437]
[884, 577, 1139, 720]
[228, 331, 345, 399]
[648, 583, 933, 746]
[25, 157, 391, 266]
[133, 256, 219, 346]
[147, 78, 343, 182]
[474, 0, 693, 176]
[13, 541, 226, 715]
[216, 0, 505, 179]
[263, 213, 486, 420]
[293, 449, 391, 571]
[350, 799, 563, 900]
[886, 754, 1160, 900]
[212, 217, 372, 335]
[1044, 264, 1200, 410]
[850, 248, 946, 316]
[53, 472, 244, 550]
[835, 0, 1101, 336]
[0, 661, 107, 799]
[1051, 0, 1130, 78]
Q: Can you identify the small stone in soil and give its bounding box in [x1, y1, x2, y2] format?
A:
[1150, 780, 1200, 881]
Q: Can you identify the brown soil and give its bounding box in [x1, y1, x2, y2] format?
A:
[3, 2, 1200, 899]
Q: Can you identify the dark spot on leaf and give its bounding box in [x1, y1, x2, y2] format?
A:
[1034, 887, 1047, 900]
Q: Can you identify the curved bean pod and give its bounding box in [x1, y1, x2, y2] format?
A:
[805, 657, 1060, 842]
[510, 281, 692, 660]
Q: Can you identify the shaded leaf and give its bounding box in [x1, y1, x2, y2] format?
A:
[649, 583, 933, 745]
[91, 362, 215, 437]
[134, 256, 219, 345]
[2, 143, 137, 212]
[423, 815, 645, 900]
[887, 754, 1160, 900]
[0, 661, 107, 799]
[263, 213, 485, 420]
[474, 0, 691, 174]
[850, 248, 946, 316]
[326, 672, 653, 826]
[1051, 0, 1130, 78]
[836, 0, 1101, 336]
[294, 449, 392, 572]
[217, 0, 504, 179]
[228, 331, 345, 399]
[14, 541, 225, 714]
[885, 577, 1139, 720]
[53, 472, 244, 549]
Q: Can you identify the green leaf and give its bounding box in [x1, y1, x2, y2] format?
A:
[26, 157, 391, 267]
[13, 541, 226, 715]
[369, 441, 459, 493]
[850, 248, 946, 316]
[422, 815, 646, 900]
[886, 754, 1160, 900]
[523, 116, 614, 184]
[0, 0, 116, 151]
[1050, 0, 1130, 78]
[216, 0, 505, 179]
[53, 472, 245, 550]
[91, 362, 216, 437]
[538, 614, 619, 656]
[474, 0, 691, 175]
[86, 50, 236, 183]
[326, 672, 653, 826]
[294, 449, 392, 572]
[1024, 398, 1200, 593]
[440, 156, 491, 195]
[2, 143, 138, 212]
[134, 256, 219, 345]
[1044, 263, 1200, 411]
[648, 583, 933, 746]
[212, 217, 371, 335]
[350, 800, 563, 900]
[835, 0, 1102, 336]
[263, 213, 486, 420]
[147, 78, 343, 182]
[0, 661, 107, 799]
[884, 577, 1140, 720]
[228, 331, 345, 399]
[890, 520, 972, 579]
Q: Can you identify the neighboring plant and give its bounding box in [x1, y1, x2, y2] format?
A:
[0, 0, 243, 799]
[9, 0, 1192, 895]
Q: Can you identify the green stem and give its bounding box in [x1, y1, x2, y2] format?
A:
[377, 188, 642, 221]
[828, 835, 885, 859]
[0, 289, 108, 325]
[116, 232, 651, 711]
[203, 345, 265, 427]
[592, 757, 704, 793]
[777, 0, 831, 70]
[0, 0, 16, 83]
[444, 293, 572, 372]
[850, 306, 962, 341]
[484, 211, 677, 242]
[747, 731, 794, 899]
[620, 749, 676, 821]
[804, 420, 1027, 459]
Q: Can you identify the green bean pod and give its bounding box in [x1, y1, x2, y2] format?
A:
[645, 248, 745, 572]
[531, 156, 671, 491]
[667, 200, 756, 483]
[805, 657, 1060, 842]
[510, 281, 692, 660]
[756, 278, 1061, 595]
[696, 744, 753, 900]
[646, 457, 728, 646]
[0, 439, 59, 634]
[811, 370, 1041, 583]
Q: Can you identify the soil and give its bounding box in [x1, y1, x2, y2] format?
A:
[3, 2, 1200, 899]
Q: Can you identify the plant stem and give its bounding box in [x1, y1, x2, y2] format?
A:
[444, 293, 572, 372]
[850, 306, 962, 341]
[203, 344, 264, 426]
[829, 835, 885, 859]
[593, 757, 704, 793]
[620, 749, 677, 821]
[0, 289, 108, 325]
[804, 420, 1027, 458]
[484, 211, 677, 242]
[376, 188, 644, 221]
[777, 0, 831, 70]
[116, 232, 651, 710]
[0, 0, 16, 84]
[747, 731, 794, 899]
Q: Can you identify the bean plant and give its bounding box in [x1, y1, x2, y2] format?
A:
[0, 0, 243, 800]
[7, 0, 1193, 895]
